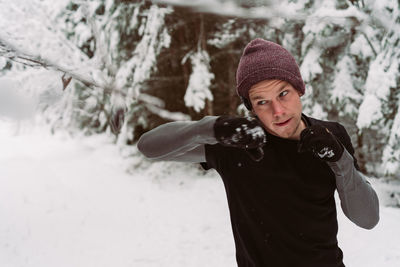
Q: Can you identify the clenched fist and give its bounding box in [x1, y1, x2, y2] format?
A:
[298, 124, 344, 162]
[214, 116, 266, 161]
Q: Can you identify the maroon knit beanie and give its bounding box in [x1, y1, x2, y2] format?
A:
[236, 38, 305, 101]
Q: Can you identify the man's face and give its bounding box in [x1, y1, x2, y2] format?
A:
[248, 79, 305, 140]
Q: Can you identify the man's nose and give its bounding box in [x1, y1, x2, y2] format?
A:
[271, 101, 284, 117]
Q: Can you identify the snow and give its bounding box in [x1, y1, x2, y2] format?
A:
[357, 40, 399, 130]
[0, 77, 35, 121]
[300, 46, 323, 82]
[115, 5, 172, 98]
[301, 85, 328, 120]
[337, 204, 400, 266]
[0, 0, 87, 67]
[356, 94, 382, 130]
[1, 121, 400, 267]
[382, 104, 400, 176]
[0, 121, 235, 267]
[330, 55, 363, 117]
[349, 34, 374, 59]
[1, 0, 400, 264]
[0, 57, 6, 69]
[183, 50, 214, 113]
[207, 19, 246, 49]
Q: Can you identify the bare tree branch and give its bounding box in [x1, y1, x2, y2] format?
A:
[360, 32, 378, 57]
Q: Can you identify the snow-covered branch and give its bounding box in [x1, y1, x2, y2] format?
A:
[151, 0, 398, 34]
[0, 35, 166, 111]
[144, 103, 191, 121]
[0, 36, 100, 88]
[80, 0, 116, 77]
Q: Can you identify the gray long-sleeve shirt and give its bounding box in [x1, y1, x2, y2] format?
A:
[137, 116, 379, 229]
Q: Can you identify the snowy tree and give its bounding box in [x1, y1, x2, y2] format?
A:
[356, 0, 400, 176]
[1, 0, 399, 180]
[0, 0, 91, 131]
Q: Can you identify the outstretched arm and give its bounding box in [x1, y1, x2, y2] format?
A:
[137, 115, 267, 163]
[137, 116, 218, 162]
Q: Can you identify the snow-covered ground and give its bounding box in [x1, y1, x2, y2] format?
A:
[1, 120, 399, 267]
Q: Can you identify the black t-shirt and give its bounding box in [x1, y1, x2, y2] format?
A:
[201, 115, 356, 267]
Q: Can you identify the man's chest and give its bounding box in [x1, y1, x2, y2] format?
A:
[219, 145, 337, 206]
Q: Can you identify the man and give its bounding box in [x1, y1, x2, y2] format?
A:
[137, 38, 379, 267]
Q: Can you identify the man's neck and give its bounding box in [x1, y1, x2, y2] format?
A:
[290, 116, 307, 141]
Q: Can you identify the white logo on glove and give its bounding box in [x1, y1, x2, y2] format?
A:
[318, 147, 335, 159]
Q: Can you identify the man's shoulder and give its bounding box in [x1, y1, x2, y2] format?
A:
[303, 114, 347, 137]
[303, 113, 356, 154]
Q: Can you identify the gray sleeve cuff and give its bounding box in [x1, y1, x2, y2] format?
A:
[327, 150, 380, 229]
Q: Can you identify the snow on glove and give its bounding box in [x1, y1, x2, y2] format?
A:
[214, 115, 266, 162]
[297, 124, 344, 162]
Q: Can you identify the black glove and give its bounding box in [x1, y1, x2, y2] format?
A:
[297, 124, 344, 162]
[214, 116, 266, 162]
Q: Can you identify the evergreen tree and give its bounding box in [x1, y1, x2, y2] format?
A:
[1, 0, 399, 179]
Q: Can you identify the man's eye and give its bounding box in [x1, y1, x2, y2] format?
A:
[280, 90, 288, 97]
[257, 100, 267, 105]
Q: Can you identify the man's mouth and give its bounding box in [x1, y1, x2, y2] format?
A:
[275, 118, 291, 127]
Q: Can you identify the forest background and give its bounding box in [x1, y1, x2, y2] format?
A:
[0, 0, 399, 180]
[1, 1, 400, 266]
